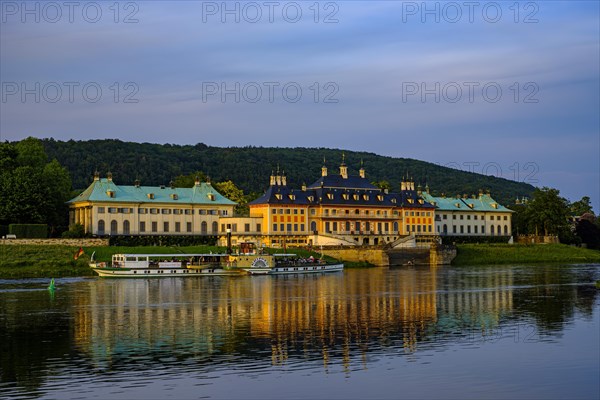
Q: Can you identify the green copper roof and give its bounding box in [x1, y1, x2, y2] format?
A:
[67, 178, 236, 206]
[421, 192, 512, 212]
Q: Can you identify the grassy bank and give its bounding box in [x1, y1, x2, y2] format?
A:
[0, 244, 348, 278]
[453, 243, 600, 266]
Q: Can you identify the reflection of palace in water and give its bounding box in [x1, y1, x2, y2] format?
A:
[73, 268, 514, 370]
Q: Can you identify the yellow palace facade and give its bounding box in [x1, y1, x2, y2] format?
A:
[220, 161, 436, 248]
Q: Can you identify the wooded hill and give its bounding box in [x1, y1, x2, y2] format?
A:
[42, 139, 535, 206]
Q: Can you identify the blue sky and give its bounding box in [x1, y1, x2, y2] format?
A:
[1, 1, 598, 210]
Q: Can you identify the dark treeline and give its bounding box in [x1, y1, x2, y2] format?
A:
[41, 138, 535, 207]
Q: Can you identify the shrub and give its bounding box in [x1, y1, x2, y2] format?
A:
[8, 224, 48, 238]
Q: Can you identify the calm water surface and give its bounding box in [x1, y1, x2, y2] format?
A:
[1, 264, 599, 399]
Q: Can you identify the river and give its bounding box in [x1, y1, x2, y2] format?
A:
[1, 264, 599, 399]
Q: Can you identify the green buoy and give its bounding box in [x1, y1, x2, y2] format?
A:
[48, 278, 55, 291]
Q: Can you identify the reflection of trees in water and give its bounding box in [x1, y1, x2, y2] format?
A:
[510, 266, 599, 331]
[0, 288, 76, 395]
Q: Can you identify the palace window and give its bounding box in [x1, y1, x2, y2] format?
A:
[187, 222, 192, 232]
[245, 224, 250, 232]
[161, 209, 171, 215]
[175, 222, 181, 233]
[138, 208, 146, 214]
[152, 222, 158, 232]
[186, 209, 194, 215]
[164, 222, 169, 232]
[139, 221, 145, 233]
[98, 207, 105, 214]
[108, 207, 117, 214]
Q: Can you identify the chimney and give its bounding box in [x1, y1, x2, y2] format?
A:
[401, 181, 406, 191]
[107, 172, 113, 182]
[134, 179, 140, 187]
[270, 171, 276, 186]
[276, 174, 282, 186]
[170, 180, 175, 189]
[340, 153, 348, 178]
[195, 176, 201, 186]
[359, 159, 365, 178]
[417, 184, 422, 195]
[282, 172, 287, 186]
[93, 171, 100, 181]
[321, 165, 328, 177]
[302, 183, 307, 191]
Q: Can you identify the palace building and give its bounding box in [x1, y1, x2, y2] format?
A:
[219, 160, 436, 248]
[68, 172, 236, 236]
[420, 189, 513, 236]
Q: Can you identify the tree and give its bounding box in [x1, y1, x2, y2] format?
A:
[0, 138, 72, 233]
[372, 180, 391, 191]
[522, 187, 571, 237]
[571, 196, 594, 216]
[213, 180, 248, 216]
[575, 217, 600, 250]
[173, 171, 207, 187]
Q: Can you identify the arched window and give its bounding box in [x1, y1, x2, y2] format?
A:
[393, 221, 399, 232]
[212, 221, 218, 233]
[110, 220, 118, 235]
[365, 222, 371, 232]
[443, 224, 448, 234]
[123, 220, 130, 235]
[310, 221, 317, 232]
[98, 219, 105, 235]
[504, 225, 508, 235]
[498, 225, 502, 236]
[201, 221, 208, 234]
[345, 221, 351, 232]
[490, 225, 495, 236]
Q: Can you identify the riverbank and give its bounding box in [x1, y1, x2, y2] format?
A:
[0, 244, 352, 278]
[453, 243, 600, 265]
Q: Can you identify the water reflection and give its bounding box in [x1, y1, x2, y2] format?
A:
[1, 265, 598, 398]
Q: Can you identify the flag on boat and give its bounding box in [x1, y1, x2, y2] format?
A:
[74, 247, 84, 260]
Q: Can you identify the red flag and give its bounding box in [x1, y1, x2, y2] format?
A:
[74, 247, 84, 260]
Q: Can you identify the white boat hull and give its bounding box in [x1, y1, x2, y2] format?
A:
[244, 263, 344, 275]
[90, 265, 240, 278]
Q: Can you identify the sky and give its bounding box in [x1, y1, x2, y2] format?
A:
[1, 1, 599, 210]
